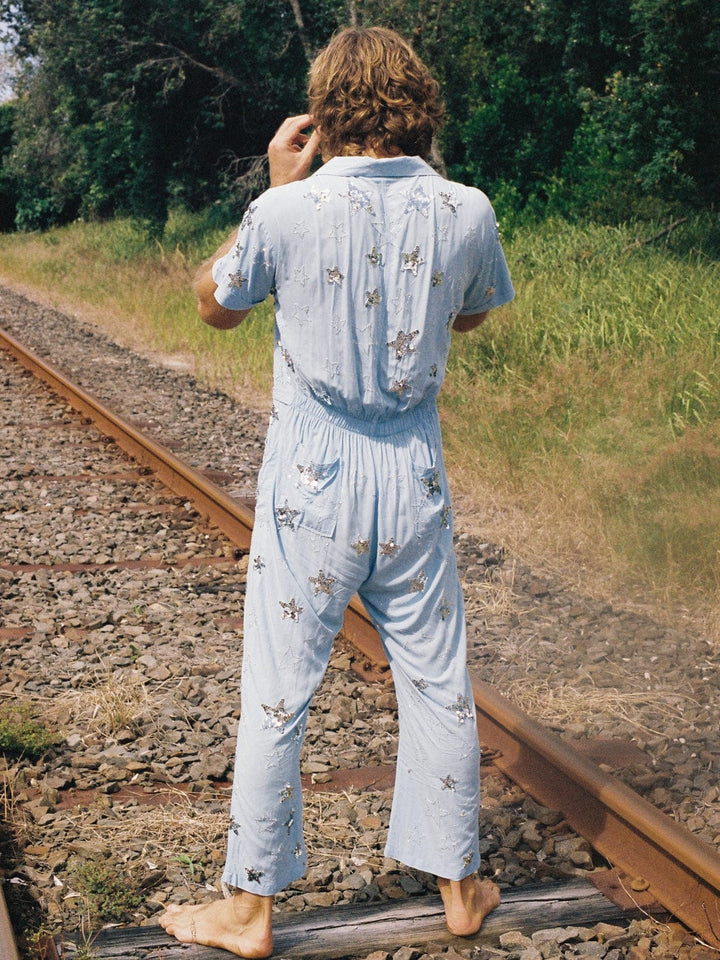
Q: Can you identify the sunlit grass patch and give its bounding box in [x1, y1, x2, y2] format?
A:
[1, 210, 719, 618]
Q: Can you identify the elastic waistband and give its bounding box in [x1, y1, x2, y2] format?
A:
[282, 388, 439, 438]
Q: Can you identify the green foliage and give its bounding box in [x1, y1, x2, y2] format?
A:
[0, 703, 59, 760]
[72, 859, 143, 922]
[1, 0, 717, 230]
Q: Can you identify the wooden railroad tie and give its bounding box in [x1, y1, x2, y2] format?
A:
[59, 875, 663, 959]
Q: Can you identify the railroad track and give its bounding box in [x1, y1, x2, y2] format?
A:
[2, 324, 720, 958]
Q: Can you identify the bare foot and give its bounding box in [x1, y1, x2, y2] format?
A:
[437, 875, 501, 936]
[158, 890, 273, 958]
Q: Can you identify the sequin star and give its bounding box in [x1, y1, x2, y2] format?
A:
[269, 405, 279, 423]
[413, 678, 429, 691]
[240, 203, 257, 230]
[275, 501, 300, 530]
[367, 246, 383, 266]
[365, 288, 382, 307]
[421, 470, 442, 497]
[253, 555, 266, 572]
[404, 185, 431, 216]
[439, 596, 452, 620]
[279, 598, 303, 621]
[305, 188, 330, 209]
[293, 266, 309, 286]
[280, 784, 294, 802]
[387, 329, 419, 359]
[228, 269, 247, 289]
[485, 286, 495, 298]
[229, 815, 242, 835]
[262, 699, 294, 729]
[431, 270, 444, 287]
[410, 571, 427, 593]
[463, 853, 474, 867]
[245, 867, 264, 883]
[283, 808, 296, 833]
[293, 843, 303, 858]
[441, 774, 458, 791]
[441, 506, 452, 528]
[351, 537, 370, 555]
[309, 570, 336, 595]
[446, 694, 474, 724]
[439, 191, 460, 215]
[326, 266, 344, 285]
[401, 245, 425, 276]
[389, 378, 411, 395]
[293, 220, 309, 239]
[347, 184, 374, 214]
[379, 538, 399, 556]
[430, 364, 438, 377]
[296, 463, 321, 490]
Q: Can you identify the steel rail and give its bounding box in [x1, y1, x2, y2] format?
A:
[2, 326, 720, 949]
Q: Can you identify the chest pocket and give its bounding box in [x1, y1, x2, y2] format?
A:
[276, 457, 340, 539]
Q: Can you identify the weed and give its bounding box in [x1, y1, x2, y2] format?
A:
[0, 703, 60, 761]
[71, 859, 143, 923]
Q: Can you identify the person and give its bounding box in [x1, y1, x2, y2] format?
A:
[159, 26, 514, 958]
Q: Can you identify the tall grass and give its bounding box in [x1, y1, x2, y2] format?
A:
[1, 209, 718, 613]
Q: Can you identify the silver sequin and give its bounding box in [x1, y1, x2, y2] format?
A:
[367, 246, 383, 267]
[227, 269, 247, 290]
[253, 556, 266, 572]
[365, 288, 382, 307]
[441, 506, 452, 528]
[446, 694, 474, 724]
[305, 188, 330, 209]
[387, 329, 419, 359]
[410, 571, 427, 593]
[389, 378, 411, 396]
[401, 245, 425, 276]
[280, 784, 294, 802]
[296, 463, 321, 491]
[245, 867, 264, 883]
[279, 598, 303, 621]
[262, 698, 294, 729]
[379, 538, 399, 557]
[347, 184, 374, 214]
[275, 501, 300, 530]
[431, 270, 444, 287]
[351, 537, 370, 555]
[439, 191, 460, 215]
[412, 678, 429, 691]
[403, 185, 431, 217]
[441, 774, 458, 791]
[440, 596, 452, 620]
[229, 815, 242, 835]
[421, 470, 442, 497]
[309, 570, 336, 595]
[326, 266, 344, 285]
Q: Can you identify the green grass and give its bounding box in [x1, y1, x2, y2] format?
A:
[1, 209, 719, 612]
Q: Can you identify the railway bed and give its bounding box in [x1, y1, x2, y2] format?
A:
[1, 293, 720, 958]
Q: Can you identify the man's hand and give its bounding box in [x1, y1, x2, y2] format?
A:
[269, 114, 320, 187]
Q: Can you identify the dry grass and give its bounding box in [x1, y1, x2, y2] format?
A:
[50, 670, 162, 739]
[501, 677, 699, 736]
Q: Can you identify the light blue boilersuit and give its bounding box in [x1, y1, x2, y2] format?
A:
[212, 155, 514, 895]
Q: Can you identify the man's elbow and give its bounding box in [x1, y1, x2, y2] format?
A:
[198, 295, 249, 329]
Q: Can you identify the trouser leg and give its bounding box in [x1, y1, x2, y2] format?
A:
[359, 447, 480, 880]
[222, 409, 359, 896]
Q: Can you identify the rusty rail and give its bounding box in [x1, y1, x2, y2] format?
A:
[2, 326, 720, 949]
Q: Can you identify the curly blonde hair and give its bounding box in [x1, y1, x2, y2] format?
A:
[307, 27, 444, 159]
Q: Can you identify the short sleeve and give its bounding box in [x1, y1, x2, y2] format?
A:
[212, 201, 276, 311]
[459, 195, 514, 315]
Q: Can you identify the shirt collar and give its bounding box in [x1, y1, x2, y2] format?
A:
[314, 155, 440, 179]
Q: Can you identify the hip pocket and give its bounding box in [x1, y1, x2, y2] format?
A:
[276, 457, 340, 539]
